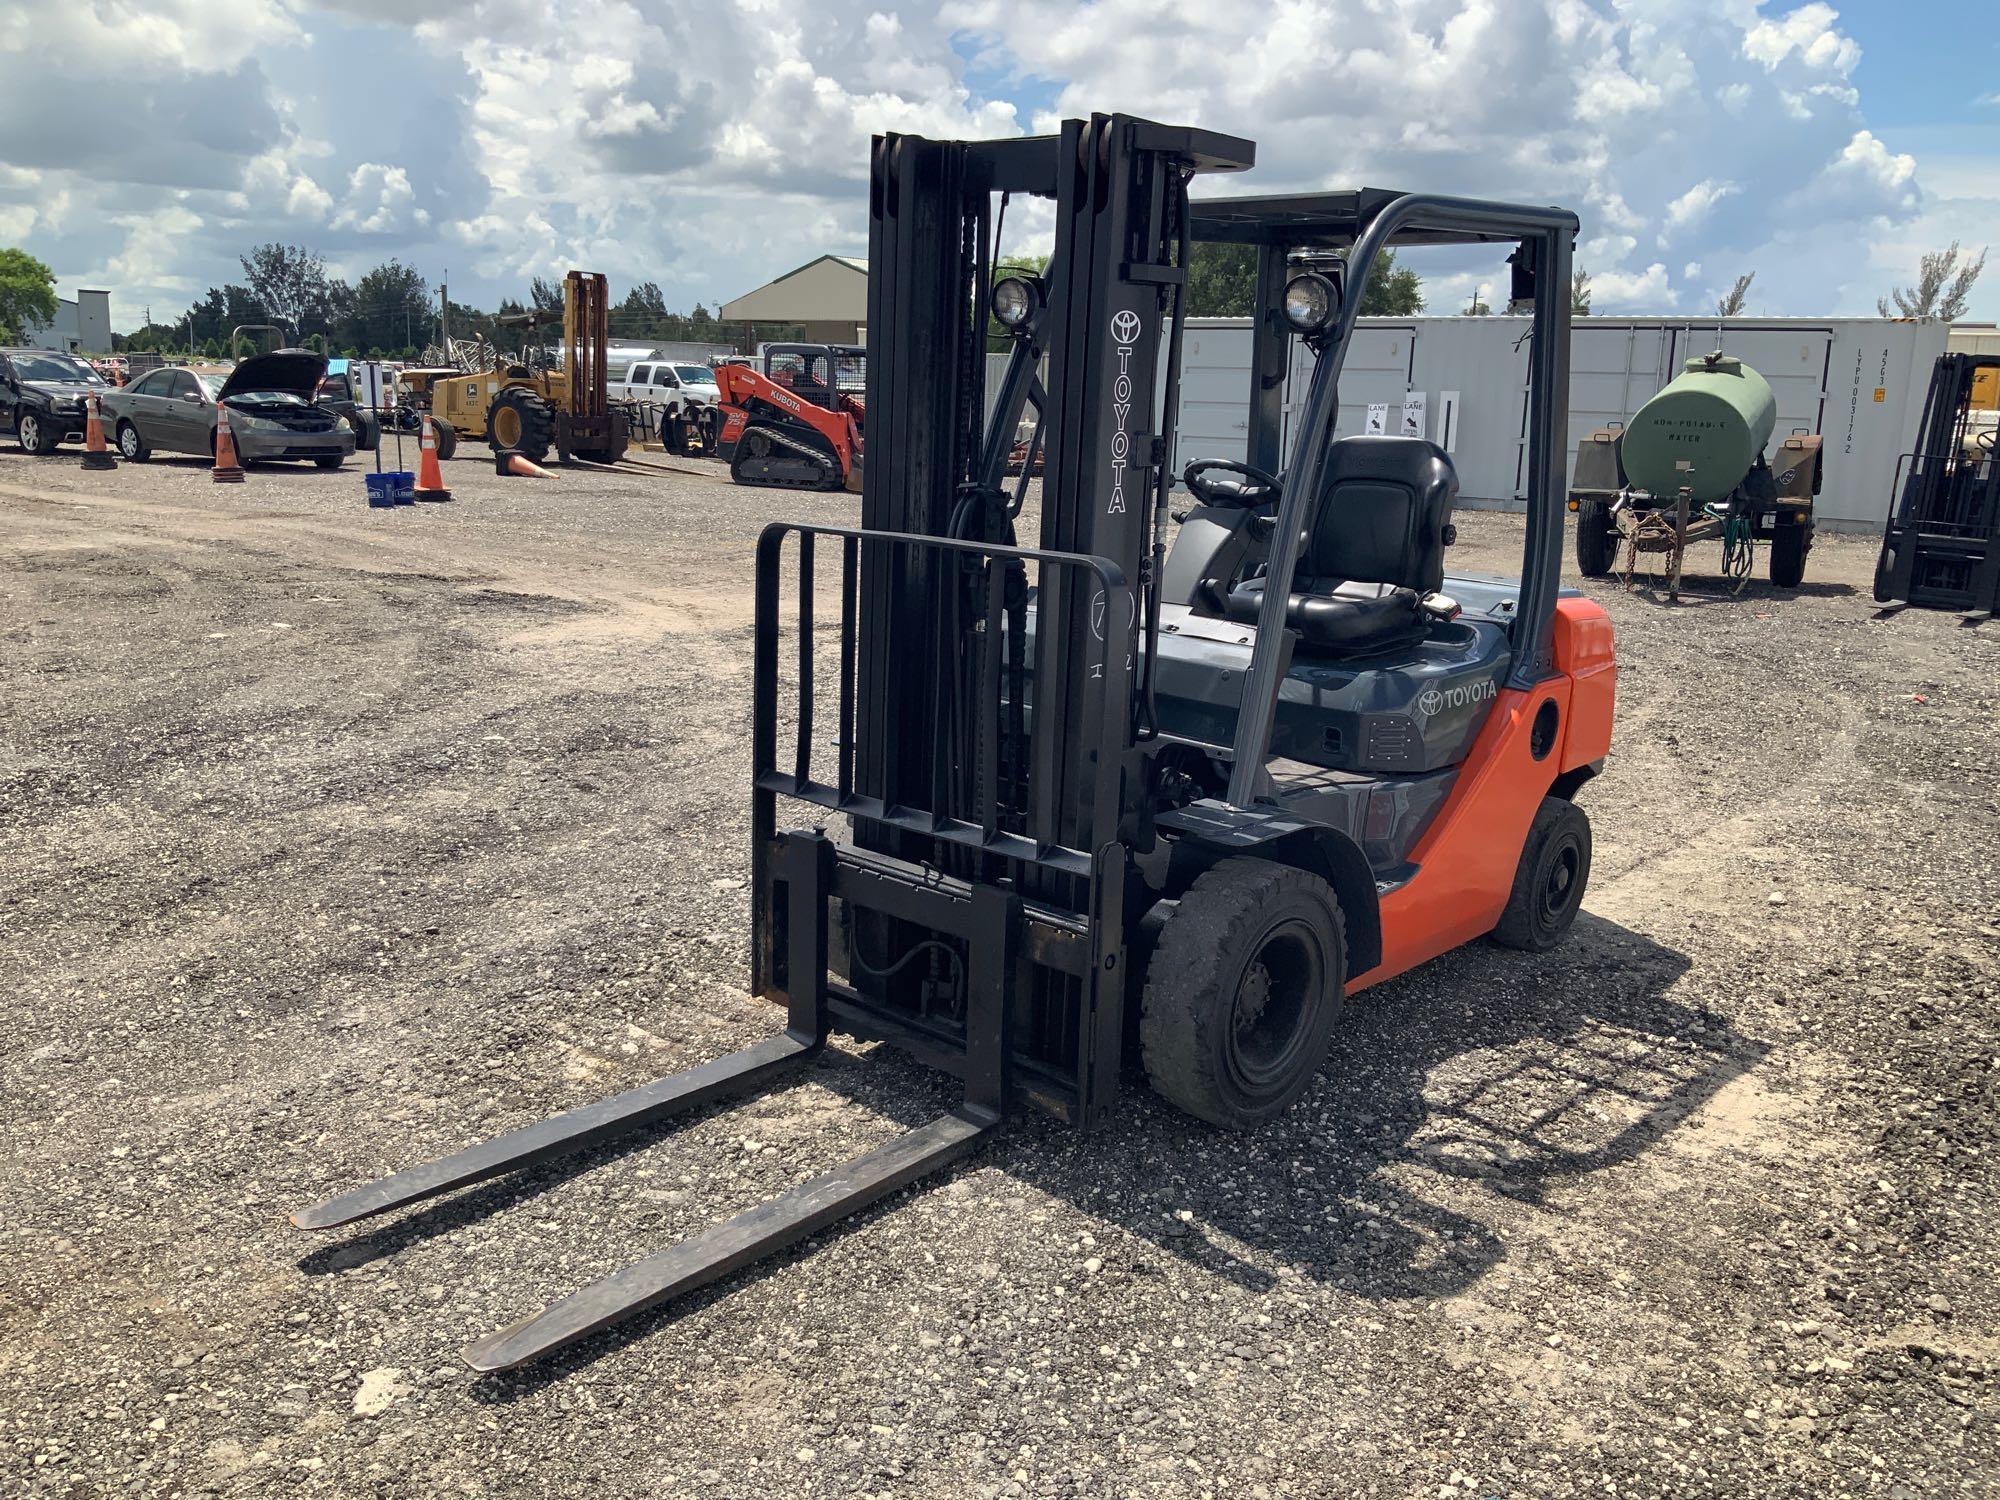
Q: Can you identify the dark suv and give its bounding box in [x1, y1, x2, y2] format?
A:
[1, 347, 108, 454]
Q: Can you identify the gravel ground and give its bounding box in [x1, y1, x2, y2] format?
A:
[1, 445, 1995, 1499]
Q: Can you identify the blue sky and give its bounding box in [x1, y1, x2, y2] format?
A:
[0, 0, 1992, 333]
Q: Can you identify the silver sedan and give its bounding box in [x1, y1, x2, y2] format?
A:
[101, 352, 356, 468]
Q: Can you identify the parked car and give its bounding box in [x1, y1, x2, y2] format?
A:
[100, 350, 357, 468]
[1, 347, 110, 453]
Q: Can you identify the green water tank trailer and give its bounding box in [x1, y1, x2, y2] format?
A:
[1619, 353, 1777, 503]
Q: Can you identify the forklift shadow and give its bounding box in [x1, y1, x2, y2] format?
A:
[308, 914, 1758, 1389]
[993, 909, 1764, 1306]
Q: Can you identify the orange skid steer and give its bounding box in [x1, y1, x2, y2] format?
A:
[715, 343, 865, 490]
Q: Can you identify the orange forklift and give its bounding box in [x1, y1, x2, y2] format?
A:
[295, 115, 1613, 1372]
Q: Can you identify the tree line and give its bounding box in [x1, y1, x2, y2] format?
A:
[0, 236, 1987, 357]
[113, 244, 755, 361]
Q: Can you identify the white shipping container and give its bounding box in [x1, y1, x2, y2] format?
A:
[1169, 315, 1949, 531]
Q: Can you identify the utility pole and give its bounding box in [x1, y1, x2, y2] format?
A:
[439, 275, 449, 345]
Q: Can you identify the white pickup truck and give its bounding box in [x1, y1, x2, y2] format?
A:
[611, 360, 722, 421]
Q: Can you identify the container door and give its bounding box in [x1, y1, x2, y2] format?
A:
[1171, 323, 1257, 473]
[1313, 324, 1420, 449]
[1670, 324, 1833, 461]
[1566, 323, 1672, 460]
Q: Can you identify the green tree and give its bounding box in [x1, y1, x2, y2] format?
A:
[239, 243, 337, 338]
[1357, 249, 1424, 315]
[1717, 272, 1755, 317]
[1186, 242, 1257, 316]
[1570, 266, 1593, 315]
[529, 276, 564, 315]
[614, 280, 671, 339]
[341, 259, 432, 354]
[1182, 243, 1426, 318]
[0, 247, 59, 343]
[1878, 242, 1987, 320]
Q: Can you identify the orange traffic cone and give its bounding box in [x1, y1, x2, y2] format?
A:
[81, 394, 117, 471]
[414, 415, 452, 501]
[495, 450, 554, 479]
[212, 405, 245, 484]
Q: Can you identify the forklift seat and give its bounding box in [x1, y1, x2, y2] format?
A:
[1224, 436, 1458, 654]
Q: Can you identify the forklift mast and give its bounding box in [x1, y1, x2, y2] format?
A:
[750, 117, 1255, 1128]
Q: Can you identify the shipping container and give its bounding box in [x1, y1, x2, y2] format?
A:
[1170, 316, 1950, 530]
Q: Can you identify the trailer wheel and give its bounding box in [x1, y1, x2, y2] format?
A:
[1575, 499, 1617, 577]
[1140, 858, 1346, 1131]
[1491, 797, 1592, 952]
[1769, 519, 1809, 588]
[488, 388, 554, 464]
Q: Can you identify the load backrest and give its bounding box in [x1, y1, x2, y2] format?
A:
[1303, 436, 1458, 593]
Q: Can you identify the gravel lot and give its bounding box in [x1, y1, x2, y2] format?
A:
[2, 445, 1995, 1498]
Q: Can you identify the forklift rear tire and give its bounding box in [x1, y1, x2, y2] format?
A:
[1140, 858, 1346, 1131]
[1769, 520, 1809, 589]
[1575, 499, 1617, 577]
[430, 417, 458, 462]
[1491, 797, 1592, 952]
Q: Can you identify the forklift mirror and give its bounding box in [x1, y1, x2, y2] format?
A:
[1508, 245, 1538, 306]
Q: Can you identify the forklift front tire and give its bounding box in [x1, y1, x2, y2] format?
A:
[1491, 796, 1592, 952]
[1141, 858, 1346, 1131]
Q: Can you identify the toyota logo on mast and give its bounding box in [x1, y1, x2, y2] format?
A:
[1111, 309, 1141, 345]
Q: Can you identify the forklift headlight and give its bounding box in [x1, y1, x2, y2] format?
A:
[1282, 272, 1338, 334]
[992, 275, 1042, 329]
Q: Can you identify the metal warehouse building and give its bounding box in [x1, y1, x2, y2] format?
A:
[1172, 315, 1950, 531]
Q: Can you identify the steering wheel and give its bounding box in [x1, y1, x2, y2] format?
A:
[1975, 426, 1996, 454]
[1183, 459, 1282, 509]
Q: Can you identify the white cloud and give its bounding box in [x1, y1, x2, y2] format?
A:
[0, 0, 1983, 328]
[1590, 262, 1672, 310]
[1664, 179, 1740, 233]
[331, 165, 419, 233]
[1742, 4, 1861, 75]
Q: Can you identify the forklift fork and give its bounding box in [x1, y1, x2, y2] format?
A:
[293, 831, 1011, 1373]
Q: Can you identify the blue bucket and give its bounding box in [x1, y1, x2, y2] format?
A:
[364, 472, 397, 508]
[390, 470, 416, 505]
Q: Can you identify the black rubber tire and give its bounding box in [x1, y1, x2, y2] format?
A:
[1140, 857, 1346, 1131]
[430, 416, 458, 462]
[1769, 520, 1809, 588]
[487, 387, 554, 464]
[17, 408, 59, 454]
[115, 419, 150, 462]
[1491, 797, 1593, 951]
[1575, 499, 1617, 577]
